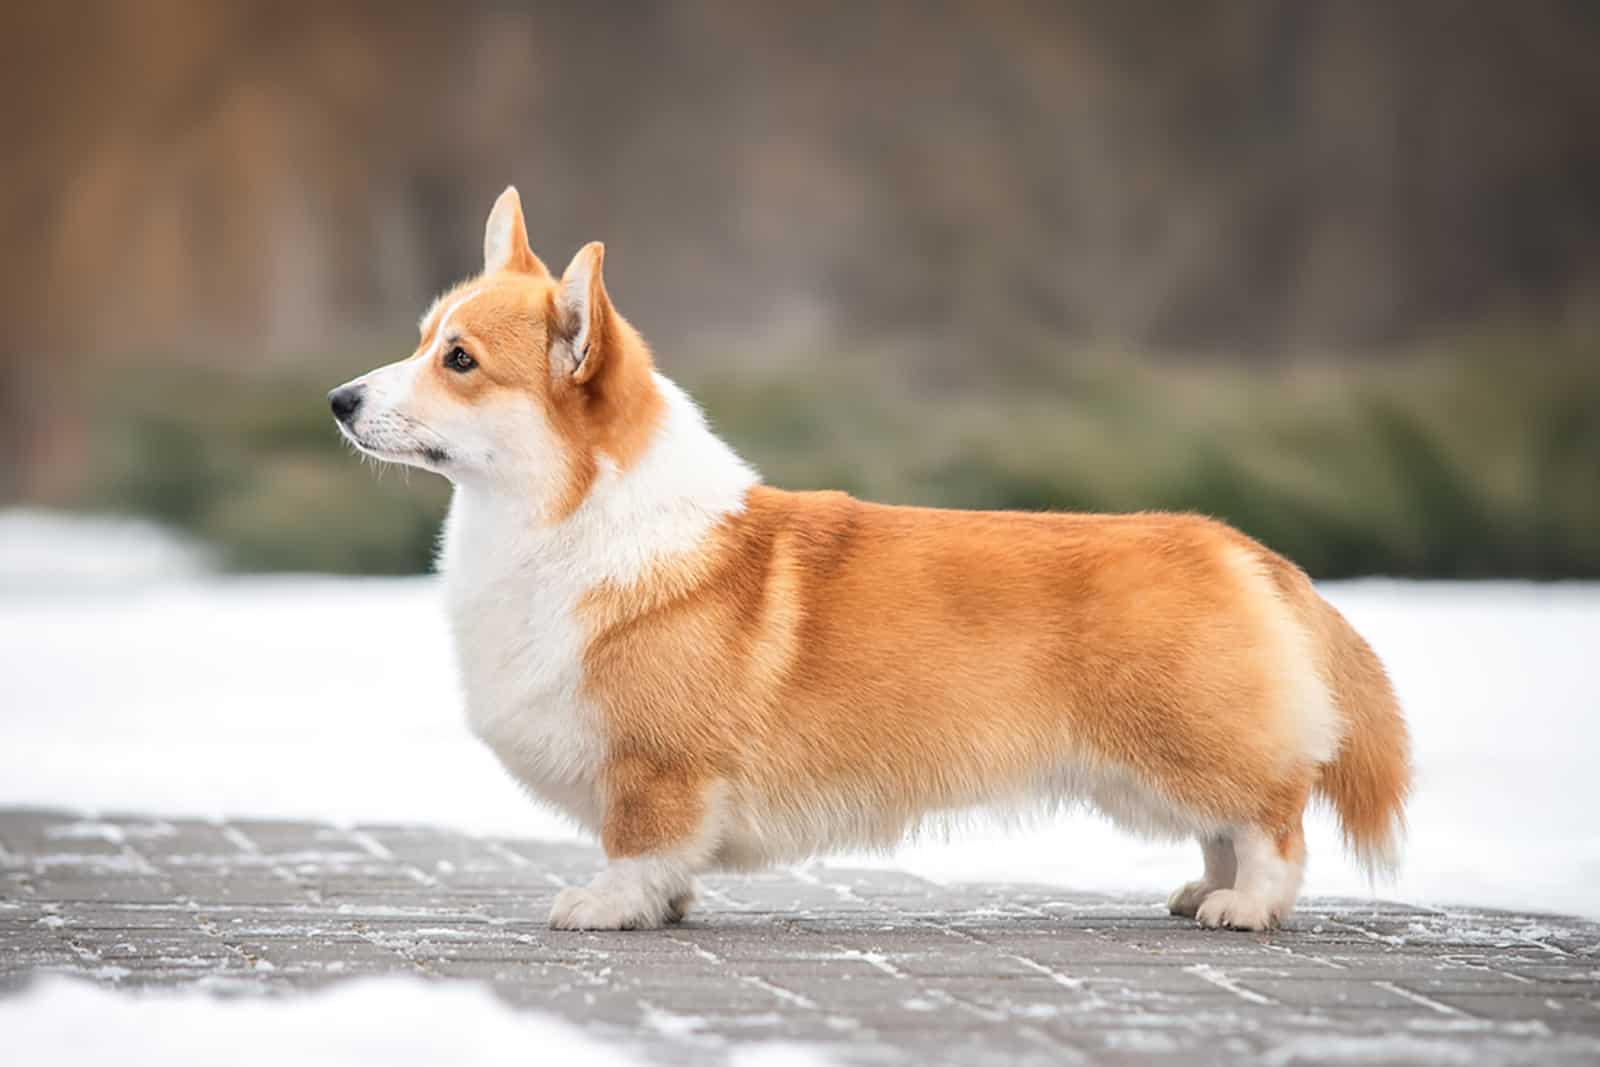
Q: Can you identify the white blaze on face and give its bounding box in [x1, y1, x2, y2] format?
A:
[421, 288, 486, 360]
[331, 288, 487, 471]
[372, 285, 486, 409]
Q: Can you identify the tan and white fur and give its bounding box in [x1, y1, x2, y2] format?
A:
[329, 187, 1412, 932]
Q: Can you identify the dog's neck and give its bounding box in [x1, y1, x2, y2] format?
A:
[440, 373, 759, 592]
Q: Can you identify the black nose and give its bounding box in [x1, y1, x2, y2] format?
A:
[328, 384, 364, 423]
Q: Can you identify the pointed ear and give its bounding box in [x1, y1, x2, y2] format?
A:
[555, 241, 610, 384]
[483, 186, 549, 276]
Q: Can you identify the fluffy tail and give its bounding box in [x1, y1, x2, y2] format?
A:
[1306, 598, 1412, 879]
[1260, 554, 1412, 879]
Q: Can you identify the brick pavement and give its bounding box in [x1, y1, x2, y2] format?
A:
[2, 808, 1597, 1065]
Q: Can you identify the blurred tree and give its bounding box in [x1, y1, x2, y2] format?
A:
[3, 0, 1598, 501]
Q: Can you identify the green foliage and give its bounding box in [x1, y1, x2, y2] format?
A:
[690, 339, 1600, 580]
[74, 339, 1600, 577]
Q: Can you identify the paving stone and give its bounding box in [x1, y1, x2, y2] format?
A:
[2, 807, 1598, 1065]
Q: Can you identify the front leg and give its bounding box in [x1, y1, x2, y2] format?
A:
[549, 763, 720, 931]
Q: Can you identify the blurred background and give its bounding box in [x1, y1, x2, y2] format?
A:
[3, 0, 1599, 577]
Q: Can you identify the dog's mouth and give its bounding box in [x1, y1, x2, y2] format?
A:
[336, 420, 449, 468]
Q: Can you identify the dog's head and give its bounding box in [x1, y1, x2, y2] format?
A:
[329, 187, 661, 516]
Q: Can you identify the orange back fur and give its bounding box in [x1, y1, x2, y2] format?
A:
[580, 491, 1404, 868]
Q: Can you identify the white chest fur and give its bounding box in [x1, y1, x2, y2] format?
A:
[437, 375, 758, 834]
[440, 489, 608, 830]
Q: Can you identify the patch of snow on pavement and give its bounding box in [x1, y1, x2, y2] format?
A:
[1, 976, 641, 1067]
[2, 512, 1597, 918]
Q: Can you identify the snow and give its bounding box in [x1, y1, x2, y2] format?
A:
[0, 509, 208, 590]
[2, 512, 1597, 919]
[0, 571, 571, 840]
[0, 976, 635, 1067]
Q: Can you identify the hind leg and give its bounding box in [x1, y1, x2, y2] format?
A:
[664, 881, 698, 923]
[1195, 822, 1305, 931]
[1168, 835, 1237, 917]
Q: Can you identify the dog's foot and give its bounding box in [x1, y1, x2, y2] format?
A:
[1167, 879, 1225, 918]
[1194, 888, 1280, 931]
[665, 882, 698, 924]
[549, 884, 666, 930]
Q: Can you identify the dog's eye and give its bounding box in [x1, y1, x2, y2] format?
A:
[444, 346, 477, 373]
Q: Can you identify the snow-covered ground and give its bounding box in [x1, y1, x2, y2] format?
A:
[2, 509, 1597, 918]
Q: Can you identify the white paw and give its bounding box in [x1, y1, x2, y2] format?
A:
[549, 885, 664, 931]
[1167, 879, 1224, 918]
[1194, 889, 1279, 931]
[665, 883, 698, 924]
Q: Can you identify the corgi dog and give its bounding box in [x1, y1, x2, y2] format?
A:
[329, 187, 1411, 932]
